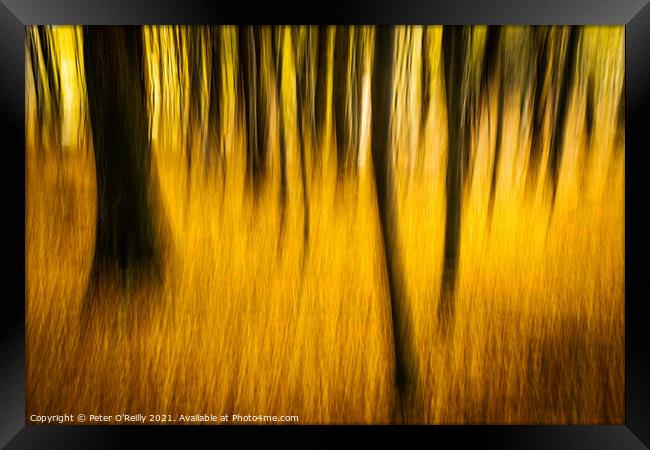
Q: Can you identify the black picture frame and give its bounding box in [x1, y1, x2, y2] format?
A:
[2, 1, 648, 448]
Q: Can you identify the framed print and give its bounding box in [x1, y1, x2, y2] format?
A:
[1, 0, 649, 447]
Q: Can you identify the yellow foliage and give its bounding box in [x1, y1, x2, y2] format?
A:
[26, 26, 623, 424]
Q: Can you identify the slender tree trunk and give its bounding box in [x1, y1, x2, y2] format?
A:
[273, 27, 287, 192]
[350, 29, 362, 177]
[481, 26, 501, 161]
[439, 26, 471, 327]
[371, 25, 417, 410]
[487, 28, 504, 226]
[585, 74, 595, 145]
[420, 27, 431, 134]
[315, 26, 331, 154]
[526, 28, 549, 192]
[208, 26, 222, 171]
[185, 27, 204, 195]
[238, 26, 266, 190]
[292, 28, 311, 258]
[273, 26, 288, 250]
[548, 26, 579, 208]
[334, 26, 351, 178]
[480, 26, 501, 226]
[306, 27, 318, 153]
[39, 27, 61, 131]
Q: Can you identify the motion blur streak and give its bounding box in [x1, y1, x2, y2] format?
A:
[26, 25, 623, 424]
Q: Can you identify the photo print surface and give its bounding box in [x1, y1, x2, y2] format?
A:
[26, 25, 624, 424]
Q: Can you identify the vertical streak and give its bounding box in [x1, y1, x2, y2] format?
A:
[371, 25, 418, 411]
[548, 26, 580, 208]
[238, 26, 260, 187]
[439, 26, 471, 328]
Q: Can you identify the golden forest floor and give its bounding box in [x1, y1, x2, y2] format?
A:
[26, 111, 624, 424]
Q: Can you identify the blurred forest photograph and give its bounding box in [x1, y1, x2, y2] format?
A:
[26, 25, 624, 424]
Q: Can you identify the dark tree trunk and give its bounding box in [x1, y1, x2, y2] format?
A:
[479, 26, 505, 223]
[526, 27, 549, 191]
[273, 27, 288, 209]
[481, 26, 501, 111]
[439, 26, 472, 327]
[292, 28, 311, 255]
[186, 28, 202, 172]
[208, 26, 222, 170]
[272, 27, 288, 249]
[238, 26, 268, 191]
[585, 74, 595, 145]
[239, 26, 257, 181]
[486, 27, 504, 226]
[306, 27, 318, 152]
[83, 26, 161, 294]
[350, 29, 362, 176]
[333, 26, 351, 178]
[315, 26, 331, 151]
[548, 26, 579, 207]
[371, 25, 417, 409]
[184, 27, 205, 198]
[39, 27, 61, 128]
[420, 27, 431, 133]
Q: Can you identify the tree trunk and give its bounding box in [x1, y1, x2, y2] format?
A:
[334, 26, 351, 178]
[273, 26, 288, 250]
[83, 26, 160, 294]
[208, 26, 222, 171]
[548, 26, 579, 208]
[487, 28, 504, 226]
[315, 26, 331, 153]
[292, 28, 311, 257]
[526, 28, 549, 192]
[238, 26, 268, 191]
[371, 25, 417, 407]
[306, 27, 318, 153]
[420, 28, 431, 134]
[439, 26, 471, 327]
